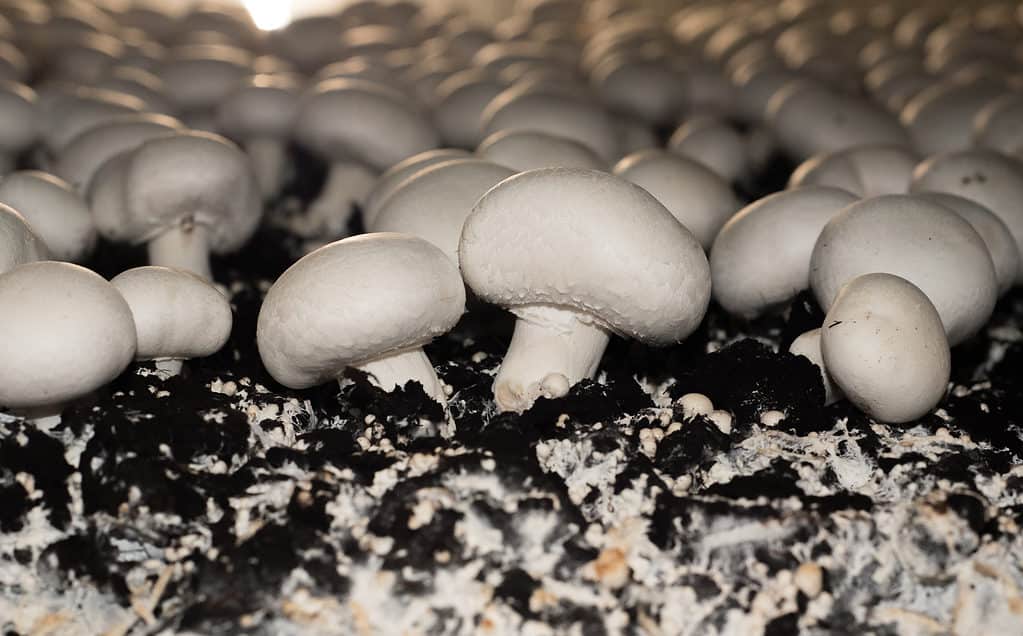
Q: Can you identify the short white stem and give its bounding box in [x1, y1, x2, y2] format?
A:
[153, 359, 185, 379]
[246, 138, 287, 200]
[300, 161, 377, 238]
[147, 223, 213, 281]
[14, 404, 65, 429]
[350, 346, 446, 404]
[494, 304, 611, 413]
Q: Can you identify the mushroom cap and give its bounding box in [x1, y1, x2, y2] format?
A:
[0, 171, 95, 262]
[711, 186, 859, 318]
[53, 113, 183, 192]
[459, 167, 711, 345]
[111, 266, 232, 362]
[294, 78, 440, 171]
[910, 150, 1023, 283]
[973, 93, 1023, 159]
[432, 71, 507, 148]
[788, 144, 919, 198]
[591, 56, 687, 125]
[88, 150, 132, 243]
[915, 191, 1021, 296]
[667, 115, 749, 182]
[216, 74, 301, 141]
[810, 194, 998, 346]
[362, 148, 471, 227]
[821, 272, 950, 423]
[0, 261, 136, 410]
[0, 79, 36, 155]
[900, 81, 1006, 156]
[372, 158, 515, 262]
[0, 203, 47, 274]
[159, 46, 253, 113]
[41, 87, 146, 154]
[117, 131, 261, 253]
[477, 130, 607, 173]
[614, 148, 741, 250]
[257, 233, 466, 389]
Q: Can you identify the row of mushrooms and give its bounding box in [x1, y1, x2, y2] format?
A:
[1, 0, 1022, 428]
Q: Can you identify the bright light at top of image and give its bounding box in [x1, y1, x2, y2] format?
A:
[242, 0, 293, 30]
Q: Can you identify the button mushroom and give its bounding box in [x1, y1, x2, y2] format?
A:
[788, 144, 919, 198]
[0, 170, 95, 262]
[0, 203, 47, 274]
[0, 79, 37, 175]
[362, 148, 471, 229]
[459, 167, 711, 412]
[257, 233, 466, 403]
[477, 130, 607, 173]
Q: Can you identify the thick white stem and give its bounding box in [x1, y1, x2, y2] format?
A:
[300, 161, 377, 238]
[14, 403, 65, 430]
[246, 138, 287, 200]
[351, 347, 446, 404]
[147, 223, 212, 281]
[153, 359, 185, 379]
[494, 304, 611, 413]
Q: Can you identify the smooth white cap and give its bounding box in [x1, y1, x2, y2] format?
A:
[788, 144, 919, 198]
[362, 149, 471, 228]
[900, 81, 1006, 156]
[433, 70, 507, 149]
[0, 80, 37, 160]
[0, 261, 136, 410]
[459, 168, 711, 345]
[821, 273, 950, 423]
[0, 203, 47, 274]
[668, 115, 749, 183]
[0, 171, 95, 262]
[973, 94, 1023, 159]
[216, 74, 301, 141]
[591, 56, 686, 125]
[810, 194, 998, 346]
[478, 130, 607, 173]
[257, 233, 466, 389]
[41, 87, 145, 154]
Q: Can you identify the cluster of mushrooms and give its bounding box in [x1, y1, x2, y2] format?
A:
[0, 0, 1021, 429]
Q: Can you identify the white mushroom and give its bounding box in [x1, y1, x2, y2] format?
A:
[111, 266, 233, 378]
[900, 80, 1006, 156]
[0, 261, 136, 425]
[0, 171, 95, 262]
[788, 144, 919, 198]
[821, 273, 950, 423]
[477, 130, 608, 173]
[459, 168, 711, 412]
[433, 69, 507, 149]
[973, 94, 1023, 160]
[810, 194, 998, 346]
[789, 328, 841, 405]
[710, 187, 859, 318]
[668, 115, 750, 183]
[0, 80, 36, 175]
[257, 233, 466, 403]
[614, 148, 741, 250]
[0, 203, 47, 274]
[361, 148, 471, 229]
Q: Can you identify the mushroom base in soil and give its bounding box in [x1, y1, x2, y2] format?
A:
[354, 346, 447, 403]
[493, 304, 611, 413]
[146, 222, 214, 280]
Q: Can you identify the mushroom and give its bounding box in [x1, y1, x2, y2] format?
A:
[668, 115, 750, 183]
[810, 194, 998, 346]
[40, 86, 145, 157]
[788, 328, 841, 405]
[788, 144, 919, 198]
[0, 261, 136, 425]
[821, 273, 950, 423]
[0, 171, 95, 262]
[900, 80, 1006, 156]
[590, 55, 687, 126]
[973, 94, 1023, 160]
[361, 148, 471, 229]
[614, 148, 741, 250]
[477, 130, 607, 173]
[89, 131, 261, 281]
[459, 168, 711, 412]
[111, 266, 233, 378]
[432, 69, 508, 149]
[0, 79, 36, 175]
[0, 202, 47, 274]
[370, 158, 515, 262]
[710, 187, 859, 318]
[158, 44, 253, 132]
[257, 233, 465, 403]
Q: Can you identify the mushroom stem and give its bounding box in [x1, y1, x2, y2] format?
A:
[352, 346, 446, 404]
[300, 161, 376, 238]
[14, 404, 65, 429]
[494, 304, 611, 413]
[153, 359, 184, 379]
[147, 222, 213, 280]
[246, 138, 287, 200]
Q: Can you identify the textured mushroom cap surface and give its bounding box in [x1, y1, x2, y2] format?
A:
[0, 171, 95, 262]
[614, 149, 740, 250]
[910, 150, 1023, 283]
[821, 273, 950, 424]
[216, 75, 301, 140]
[0, 80, 37, 153]
[294, 78, 440, 171]
[788, 144, 919, 198]
[54, 113, 183, 191]
[810, 194, 997, 345]
[478, 130, 607, 173]
[459, 168, 710, 345]
[711, 187, 859, 318]
[0, 203, 47, 274]
[362, 148, 471, 227]
[0, 261, 136, 409]
[111, 266, 232, 361]
[257, 233, 466, 389]
[120, 131, 261, 253]
[372, 159, 514, 262]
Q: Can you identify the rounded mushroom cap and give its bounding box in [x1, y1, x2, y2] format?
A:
[53, 113, 183, 192]
[0, 203, 47, 274]
[821, 272, 950, 424]
[257, 233, 466, 389]
[362, 149, 471, 227]
[788, 144, 919, 198]
[372, 158, 515, 262]
[159, 45, 253, 113]
[667, 115, 749, 183]
[973, 94, 1023, 159]
[900, 81, 1006, 156]
[119, 131, 261, 253]
[477, 130, 607, 173]
[614, 148, 740, 250]
[591, 56, 687, 125]
[459, 167, 711, 345]
[915, 191, 1021, 296]
[295, 78, 440, 171]
[0, 79, 36, 156]
[710, 186, 859, 318]
[810, 194, 998, 346]
[41, 87, 146, 154]
[216, 74, 301, 141]
[88, 150, 132, 243]
[111, 266, 232, 362]
[0, 171, 95, 262]
[910, 149, 1023, 283]
[433, 70, 507, 149]
[0, 261, 136, 410]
